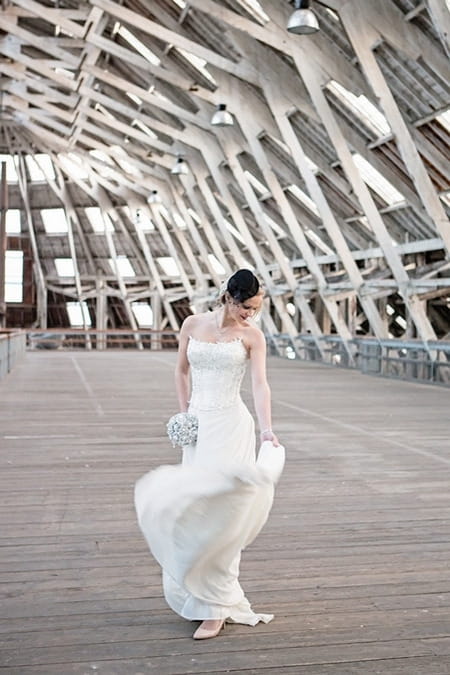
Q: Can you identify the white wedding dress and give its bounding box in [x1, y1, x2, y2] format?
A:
[134, 336, 285, 625]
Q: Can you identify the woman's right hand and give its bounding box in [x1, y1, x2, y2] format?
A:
[260, 430, 280, 447]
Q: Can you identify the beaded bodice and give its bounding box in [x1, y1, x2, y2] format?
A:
[187, 336, 248, 411]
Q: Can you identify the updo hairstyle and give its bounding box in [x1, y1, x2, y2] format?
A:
[221, 269, 261, 304]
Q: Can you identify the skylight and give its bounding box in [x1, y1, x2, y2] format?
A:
[26, 154, 55, 181]
[436, 110, 450, 133]
[0, 155, 18, 182]
[127, 92, 143, 106]
[327, 80, 391, 137]
[287, 184, 321, 217]
[175, 47, 216, 85]
[245, 170, 269, 196]
[131, 302, 154, 327]
[224, 219, 246, 245]
[85, 207, 115, 233]
[132, 207, 154, 231]
[187, 208, 201, 224]
[304, 228, 334, 255]
[6, 209, 21, 234]
[263, 214, 287, 238]
[5, 250, 23, 303]
[208, 254, 226, 275]
[353, 153, 405, 206]
[132, 119, 158, 140]
[236, 0, 269, 23]
[55, 258, 75, 277]
[109, 256, 135, 277]
[172, 212, 187, 229]
[55, 67, 75, 79]
[118, 26, 161, 66]
[66, 301, 91, 327]
[157, 256, 180, 276]
[41, 208, 69, 234]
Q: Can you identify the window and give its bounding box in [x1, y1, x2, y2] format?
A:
[175, 47, 216, 85]
[118, 26, 161, 65]
[327, 80, 390, 137]
[108, 256, 135, 277]
[132, 302, 154, 327]
[66, 301, 92, 327]
[6, 209, 21, 234]
[26, 154, 55, 181]
[0, 155, 18, 182]
[55, 258, 75, 277]
[85, 207, 114, 233]
[5, 251, 23, 303]
[157, 256, 180, 276]
[287, 184, 320, 217]
[353, 153, 405, 206]
[41, 208, 69, 234]
[133, 208, 154, 231]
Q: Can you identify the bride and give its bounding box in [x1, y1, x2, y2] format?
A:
[134, 269, 285, 640]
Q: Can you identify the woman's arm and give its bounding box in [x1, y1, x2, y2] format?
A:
[249, 330, 280, 446]
[174, 315, 195, 412]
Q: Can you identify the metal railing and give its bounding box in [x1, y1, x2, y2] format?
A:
[26, 329, 179, 351]
[12, 327, 450, 387]
[267, 334, 450, 387]
[0, 330, 27, 380]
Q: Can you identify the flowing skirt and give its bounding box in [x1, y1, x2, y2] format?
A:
[134, 398, 285, 625]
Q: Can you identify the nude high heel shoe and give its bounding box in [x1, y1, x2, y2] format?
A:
[193, 619, 225, 640]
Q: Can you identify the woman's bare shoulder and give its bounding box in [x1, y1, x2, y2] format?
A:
[245, 322, 266, 350]
[181, 312, 211, 332]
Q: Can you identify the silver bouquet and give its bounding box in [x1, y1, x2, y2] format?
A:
[166, 412, 198, 447]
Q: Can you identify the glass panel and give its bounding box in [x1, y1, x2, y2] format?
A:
[108, 256, 136, 277]
[157, 256, 180, 276]
[66, 301, 92, 327]
[6, 209, 21, 234]
[85, 207, 114, 233]
[41, 208, 69, 234]
[0, 155, 18, 182]
[5, 250, 23, 303]
[55, 258, 75, 276]
[132, 302, 154, 327]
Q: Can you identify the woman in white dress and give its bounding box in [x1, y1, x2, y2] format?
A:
[135, 269, 285, 640]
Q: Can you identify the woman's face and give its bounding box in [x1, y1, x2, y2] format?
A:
[228, 293, 263, 323]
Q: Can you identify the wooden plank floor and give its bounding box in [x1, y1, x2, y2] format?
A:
[1, 351, 450, 675]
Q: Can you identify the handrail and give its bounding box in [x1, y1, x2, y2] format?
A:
[267, 333, 450, 387]
[26, 328, 179, 350]
[0, 329, 27, 379]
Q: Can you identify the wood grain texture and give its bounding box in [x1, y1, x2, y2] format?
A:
[1, 351, 450, 674]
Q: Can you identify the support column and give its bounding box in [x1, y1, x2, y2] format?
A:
[0, 162, 7, 328]
[292, 56, 436, 342]
[96, 273, 107, 350]
[341, 0, 450, 256]
[151, 290, 162, 350]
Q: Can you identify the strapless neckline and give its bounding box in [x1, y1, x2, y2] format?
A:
[189, 335, 244, 346]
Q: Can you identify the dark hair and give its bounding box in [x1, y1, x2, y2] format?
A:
[226, 269, 260, 302]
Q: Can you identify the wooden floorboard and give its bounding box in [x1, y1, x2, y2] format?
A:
[1, 351, 450, 674]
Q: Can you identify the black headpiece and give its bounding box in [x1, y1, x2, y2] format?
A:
[227, 269, 260, 302]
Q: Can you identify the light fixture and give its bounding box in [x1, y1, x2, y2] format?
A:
[148, 189, 161, 204]
[287, 0, 320, 34]
[211, 103, 234, 127]
[171, 157, 188, 175]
